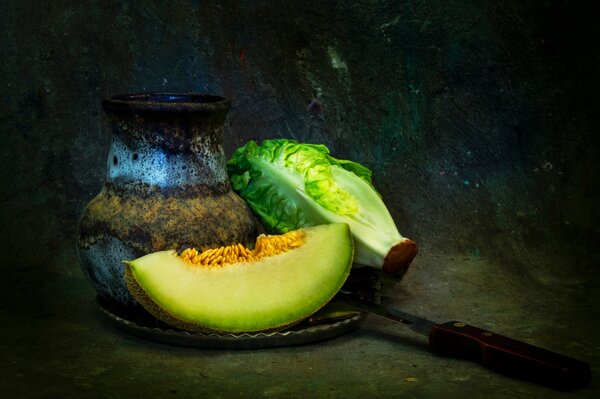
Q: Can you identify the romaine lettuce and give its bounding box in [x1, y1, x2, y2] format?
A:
[227, 139, 417, 273]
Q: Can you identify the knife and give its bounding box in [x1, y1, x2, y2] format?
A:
[335, 272, 592, 391]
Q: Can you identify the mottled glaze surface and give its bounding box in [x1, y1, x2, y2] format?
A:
[77, 93, 259, 308]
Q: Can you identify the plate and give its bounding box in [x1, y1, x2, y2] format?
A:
[97, 296, 366, 349]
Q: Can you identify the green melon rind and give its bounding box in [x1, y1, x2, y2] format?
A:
[124, 223, 353, 333]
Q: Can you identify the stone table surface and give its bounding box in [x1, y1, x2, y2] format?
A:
[3, 247, 598, 399]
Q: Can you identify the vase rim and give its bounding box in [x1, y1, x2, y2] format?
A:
[102, 92, 231, 115]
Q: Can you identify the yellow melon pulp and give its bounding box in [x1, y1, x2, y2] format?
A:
[124, 223, 354, 333]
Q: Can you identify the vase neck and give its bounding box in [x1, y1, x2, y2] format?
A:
[106, 132, 229, 191]
[102, 92, 231, 153]
[102, 92, 233, 192]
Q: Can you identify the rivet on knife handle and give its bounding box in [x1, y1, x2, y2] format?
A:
[428, 321, 592, 390]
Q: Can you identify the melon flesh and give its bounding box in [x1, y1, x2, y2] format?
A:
[125, 223, 353, 333]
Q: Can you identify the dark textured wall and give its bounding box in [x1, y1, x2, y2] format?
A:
[1, 0, 598, 288]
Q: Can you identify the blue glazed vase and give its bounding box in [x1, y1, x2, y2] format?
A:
[77, 92, 259, 309]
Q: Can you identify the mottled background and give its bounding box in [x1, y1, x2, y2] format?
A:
[1, 1, 599, 398]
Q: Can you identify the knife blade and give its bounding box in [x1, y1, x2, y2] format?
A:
[336, 278, 592, 390]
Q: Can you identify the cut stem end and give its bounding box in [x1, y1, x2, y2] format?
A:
[382, 239, 418, 275]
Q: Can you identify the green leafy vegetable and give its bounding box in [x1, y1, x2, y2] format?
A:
[227, 139, 417, 273]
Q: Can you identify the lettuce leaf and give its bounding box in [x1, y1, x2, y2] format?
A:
[227, 139, 415, 270]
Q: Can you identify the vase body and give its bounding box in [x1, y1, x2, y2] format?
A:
[77, 93, 259, 309]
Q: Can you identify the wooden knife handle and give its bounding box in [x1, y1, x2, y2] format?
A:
[428, 321, 591, 390]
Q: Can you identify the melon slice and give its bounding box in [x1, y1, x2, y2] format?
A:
[124, 223, 353, 333]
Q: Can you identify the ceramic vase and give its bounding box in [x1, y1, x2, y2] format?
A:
[77, 92, 259, 308]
